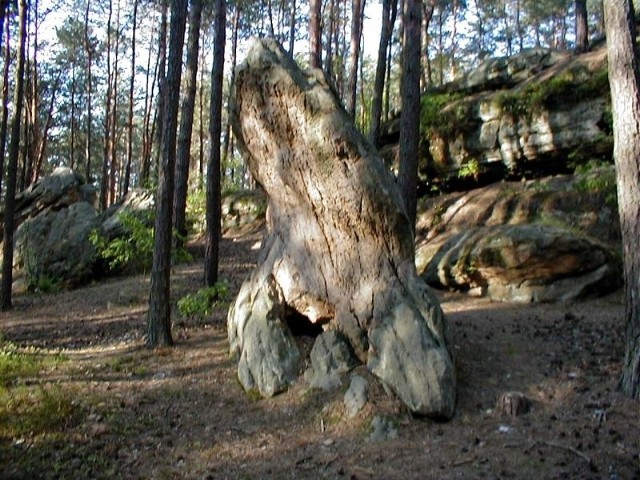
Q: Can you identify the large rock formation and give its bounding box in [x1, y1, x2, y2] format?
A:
[381, 46, 612, 188]
[416, 172, 621, 302]
[227, 39, 456, 418]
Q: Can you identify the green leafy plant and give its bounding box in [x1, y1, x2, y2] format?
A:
[90, 212, 192, 274]
[177, 282, 230, 318]
[458, 158, 482, 180]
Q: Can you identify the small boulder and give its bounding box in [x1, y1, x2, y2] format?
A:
[344, 375, 369, 417]
[305, 331, 358, 391]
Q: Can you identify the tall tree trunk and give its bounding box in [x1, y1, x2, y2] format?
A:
[123, 0, 138, 196]
[576, 0, 589, 53]
[32, 74, 59, 183]
[174, 0, 203, 247]
[152, 0, 169, 185]
[309, 0, 322, 68]
[198, 41, 205, 186]
[70, 62, 76, 170]
[109, 0, 121, 205]
[100, 0, 113, 210]
[603, 0, 640, 400]
[222, 3, 239, 169]
[204, 0, 226, 287]
[0, 10, 11, 196]
[141, 19, 158, 186]
[1, 0, 27, 310]
[397, 0, 421, 230]
[421, 0, 434, 88]
[84, 0, 93, 183]
[147, 0, 188, 348]
[346, 0, 365, 117]
[369, 0, 397, 146]
[288, 0, 296, 53]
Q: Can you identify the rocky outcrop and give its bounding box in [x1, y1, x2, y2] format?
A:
[381, 47, 612, 188]
[416, 172, 621, 302]
[3, 169, 158, 289]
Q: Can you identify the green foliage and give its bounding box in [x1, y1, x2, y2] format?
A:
[90, 212, 154, 272]
[458, 158, 482, 179]
[420, 92, 473, 139]
[186, 188, 207, 236]
[90, 212, 192, 274]
[177, 282, 230, 318]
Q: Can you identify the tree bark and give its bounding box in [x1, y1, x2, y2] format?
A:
[174, 0, 203, 247]
[228, 39, 455, 418]
[604, 0, 640, 400]
[369, 0, 397, 146]
[222, 3, 240, 172]
[123, 0, 138, 196]
[146, 0, 188, 348]
[309, 0, 322, 68]
[1, 0, 27, 310]
[397, 0, 421, 231]
[346, 0, 365, 118]
[0, 11, 11, 196]
[575, 0, 589, 53]
[204, 0, 226, 287]
[83, 0, 93, 183]
[100, 0, 113, 210]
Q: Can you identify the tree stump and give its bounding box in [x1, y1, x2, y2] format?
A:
[227, 39, 456, 419]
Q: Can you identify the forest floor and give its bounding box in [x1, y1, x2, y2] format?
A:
[1, 229, 639, 480]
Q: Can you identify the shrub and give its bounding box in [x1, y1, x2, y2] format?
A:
[90, 212, 192, 274]
[177, 282, 230, 318]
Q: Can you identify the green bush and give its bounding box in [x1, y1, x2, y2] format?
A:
[90, 212, 192, 274]
[177, 282, 230, 318]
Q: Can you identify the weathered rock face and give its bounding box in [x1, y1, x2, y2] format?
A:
[100, 189, 155, 240]
[381, 47, 612, 188]
[221, 190, 266, 236]
[14, 202, 100, 288]
[416, 173, 621, 302]
[228, 39, 456, 418]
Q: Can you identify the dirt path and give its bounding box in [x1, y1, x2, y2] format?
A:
[1, 232, 639, 479]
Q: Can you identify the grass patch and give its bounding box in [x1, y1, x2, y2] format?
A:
[0, 340, 73, 439]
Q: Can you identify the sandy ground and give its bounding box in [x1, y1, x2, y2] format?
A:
[1, 231, 639, 479]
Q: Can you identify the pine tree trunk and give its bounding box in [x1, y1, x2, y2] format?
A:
[576, 0, 589, 53]
[346, 0, 365, 117]
[397, 0, 422, 230]
[0, 13, 11, 196]
[604, 0, 640, 400]
[123, 0, 138, 196]
[1, 0, 27, 310]
[146, 0, 188, 348]
[174, 0, 203, 247]
[369, 0, 397, 146]
[204, 0, 226, 287]
[309, 0, 322, 68]
[84, 0, 93, 183]
[228, 39, 455, 418]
